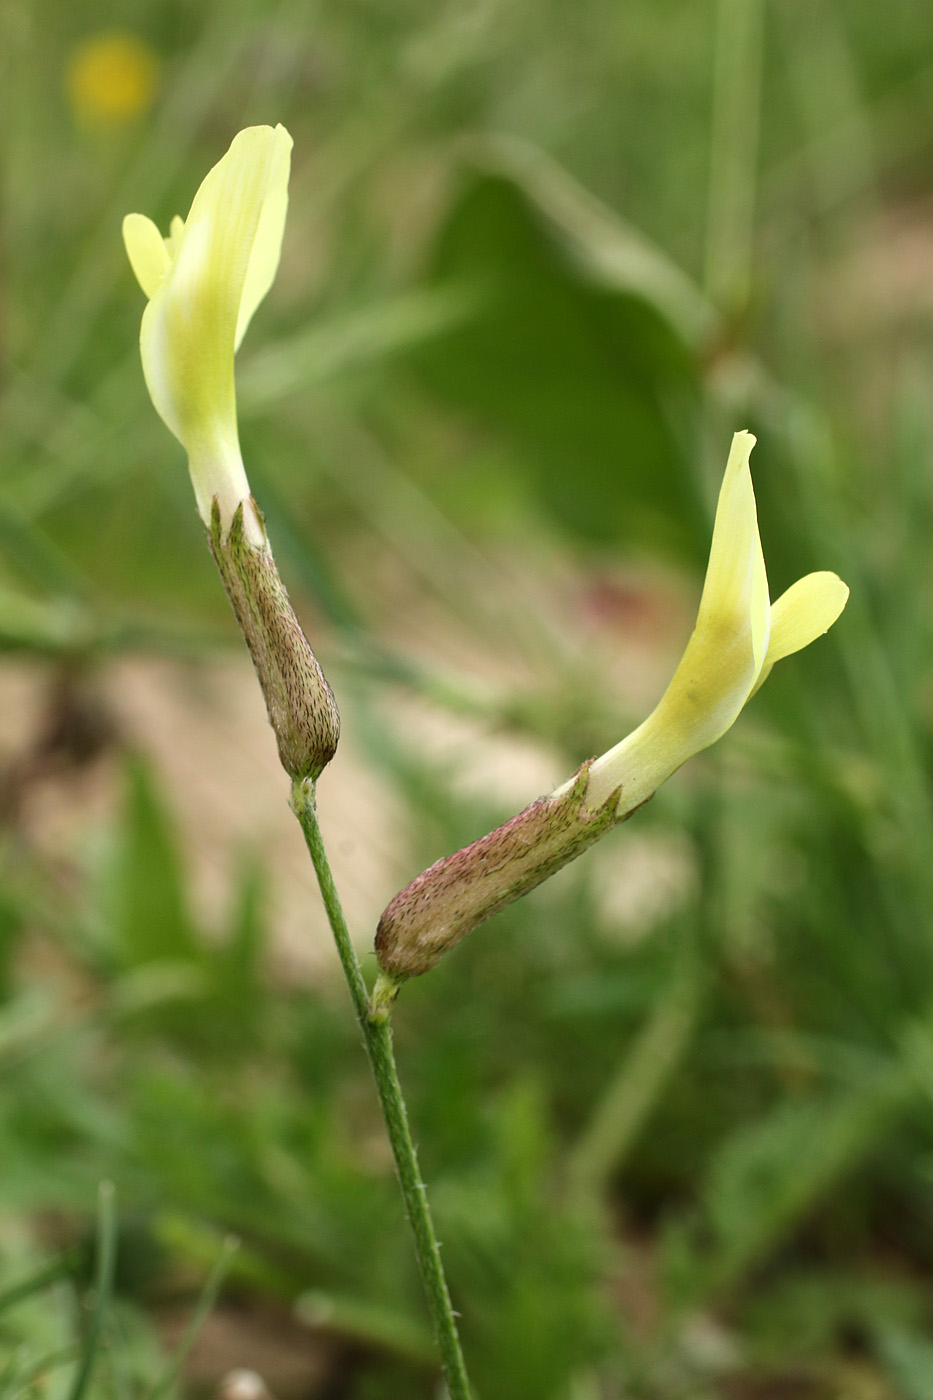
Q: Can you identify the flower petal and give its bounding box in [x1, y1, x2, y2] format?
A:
[750, 570, 849, 695]
[584, 431, 770, 813]
[166, 215, 185, 256]
[122, 212, 170, 298]
[137, 124, 291, 528]
[235, 124, 292, 349]
[695, 429, 771, 675]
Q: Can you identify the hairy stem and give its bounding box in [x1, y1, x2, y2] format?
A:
[291, 778, 472, 1400]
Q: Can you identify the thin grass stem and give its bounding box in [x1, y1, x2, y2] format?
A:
[145, 1235, 239, 1400]
[66, 1180, 117, 1400]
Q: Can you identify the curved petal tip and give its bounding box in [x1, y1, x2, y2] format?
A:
[767, 571, 849, 666]
[123, 212, 170, 298]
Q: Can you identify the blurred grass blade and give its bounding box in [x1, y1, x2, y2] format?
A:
[566, 959, 699, 1202]
[243, 458, 482, 703]
[239, 284, 481, 411]
[237, 459, 363, 633]
[4, 1346, 81, 1400]
[0, 1251, 79, 1317]
[470, 135, 719, 347]
[66, 1180, 117, 1400]
[295, 1290, 435, 1368]
[875, 1326, 933, 1400]
[775, 0, 878, 215]
[704, 0, 764, 309]
[41, 15, 259, 388]
[0, 589, 92, 655]
[0, 500, 86, 598]
[682, 1064, 915, 1298]
[145, 1235, 239, 1400]
[115, 759, 199, 967]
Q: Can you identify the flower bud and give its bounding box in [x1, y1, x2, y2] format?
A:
[209, 500, 339, 781]
[375, 761, 622, 980]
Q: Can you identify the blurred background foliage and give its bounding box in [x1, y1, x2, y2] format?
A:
[2, 0, 933, 1396]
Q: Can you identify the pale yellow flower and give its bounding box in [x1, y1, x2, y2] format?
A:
[376, 430, 849, 985]
[123, 124, 292, 544]
[583, 430, 849, 813]
[123, 125, 339, 780]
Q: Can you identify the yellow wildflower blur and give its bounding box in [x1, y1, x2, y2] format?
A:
[66, 33, 158, 128]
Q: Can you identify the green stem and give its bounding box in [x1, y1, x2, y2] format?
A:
[291, 778, 472, 1400]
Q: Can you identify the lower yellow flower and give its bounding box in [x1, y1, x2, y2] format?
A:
[582, 431, 849, 813]
[375, 431, 849, 985]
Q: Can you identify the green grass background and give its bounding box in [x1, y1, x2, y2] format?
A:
[2, 0, 933, 1396]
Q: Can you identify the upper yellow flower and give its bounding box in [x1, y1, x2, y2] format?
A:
[582, 430, 849, 813]
[123, 124, 292, 543]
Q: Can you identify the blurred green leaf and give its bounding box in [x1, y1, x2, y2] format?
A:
[0, 589, 93, 655]
[875, 1326, 933, 1400]
[406, 142, 713, 556]
[239, 284, 481, 410]
[666, 1064, 915, 1300]
[114, 759, 198, 967]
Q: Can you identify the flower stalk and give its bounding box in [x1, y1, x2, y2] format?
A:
[291, 780, 473, 1400]
[125, 125, 471, 1397]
